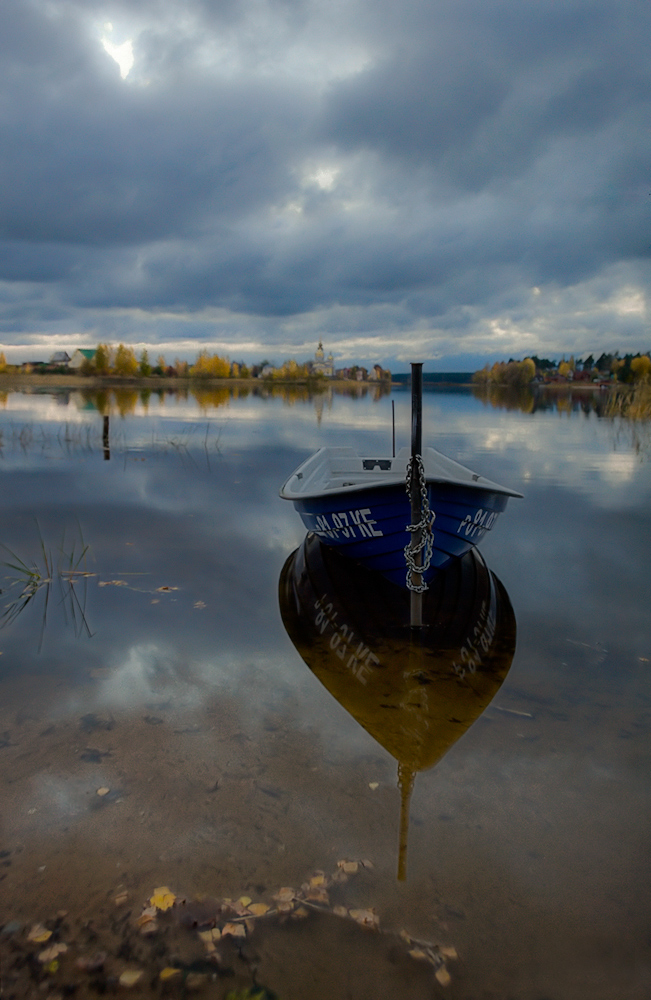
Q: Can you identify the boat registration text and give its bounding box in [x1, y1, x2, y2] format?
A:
[305, 508, 384, 541]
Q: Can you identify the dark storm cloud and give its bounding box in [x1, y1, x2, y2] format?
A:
[1, 8, 310, 248]
[0, 0, 649, 363]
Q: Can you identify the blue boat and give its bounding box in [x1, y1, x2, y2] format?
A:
[280, 444, 522, 588]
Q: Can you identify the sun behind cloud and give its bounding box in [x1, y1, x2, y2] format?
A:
[101, 23, 134, 80]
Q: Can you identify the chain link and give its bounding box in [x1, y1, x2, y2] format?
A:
[404, 455, 435, 592]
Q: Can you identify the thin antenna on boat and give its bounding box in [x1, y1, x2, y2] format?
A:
[409, 362, 424, 628]
[392, 399, 395, 457]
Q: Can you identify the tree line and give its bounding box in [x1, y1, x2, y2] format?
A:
[80, 345, 251, 379]
[473, 352, 651, 387]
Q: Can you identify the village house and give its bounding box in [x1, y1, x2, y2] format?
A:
[49, 351, 71, 368]
[69, 348, 96, 369]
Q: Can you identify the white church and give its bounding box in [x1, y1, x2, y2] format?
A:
[312, 340, 335, 377]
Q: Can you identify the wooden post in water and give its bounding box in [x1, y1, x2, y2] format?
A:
[102, 415, 110, 461]
[410, 363, 424, 628]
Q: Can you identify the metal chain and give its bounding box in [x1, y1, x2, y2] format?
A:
[404, 455, 435, 592]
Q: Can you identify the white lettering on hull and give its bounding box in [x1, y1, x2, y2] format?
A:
[457, 508, 498, 538]
[309, 507, 384, 541]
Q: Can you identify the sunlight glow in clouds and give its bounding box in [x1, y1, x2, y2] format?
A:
[101, 23, 134, 80]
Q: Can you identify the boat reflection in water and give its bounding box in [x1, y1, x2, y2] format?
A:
[279, 533, 517, 879]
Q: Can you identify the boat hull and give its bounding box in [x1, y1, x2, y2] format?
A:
[291, 480, 511, 587]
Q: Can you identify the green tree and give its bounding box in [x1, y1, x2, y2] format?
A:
[94, 344, 110, 375]
[139, 349, 152, 377]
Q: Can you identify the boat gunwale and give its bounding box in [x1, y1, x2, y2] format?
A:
[279, 446, 523, 502]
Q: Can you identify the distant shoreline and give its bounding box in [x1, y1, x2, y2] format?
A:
[0, 373, 390, 390]
[0, 373, 617, 392]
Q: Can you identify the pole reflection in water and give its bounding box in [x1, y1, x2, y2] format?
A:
[102, 414, 110, 460]
[279, 533, 517, 880]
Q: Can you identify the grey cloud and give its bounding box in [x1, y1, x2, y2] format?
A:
[0, 0, 649, 364]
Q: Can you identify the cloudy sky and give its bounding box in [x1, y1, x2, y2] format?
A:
[1, 0, 649, 371]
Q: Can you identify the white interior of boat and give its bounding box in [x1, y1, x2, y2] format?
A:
[280, 446, 523, 500]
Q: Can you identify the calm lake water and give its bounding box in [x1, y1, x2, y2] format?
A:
[1, 383, 649, 999]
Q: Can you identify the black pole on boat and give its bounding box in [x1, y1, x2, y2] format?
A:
[392, 399, 396, 458]
[410, 362, 424, 628]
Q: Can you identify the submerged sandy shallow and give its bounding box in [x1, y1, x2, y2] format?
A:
[1, 657, 648, 1000]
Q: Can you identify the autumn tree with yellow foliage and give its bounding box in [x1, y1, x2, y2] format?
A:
[0, 351, 7, 373]
[631, 355, 651, 380]
[473, 358, 535, 387]
[269, 359, 313, 380]
[113, 344, 139, 377]
[189, 350, 230, 378]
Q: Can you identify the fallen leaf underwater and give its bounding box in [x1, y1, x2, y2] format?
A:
[1, 863, 458, 999]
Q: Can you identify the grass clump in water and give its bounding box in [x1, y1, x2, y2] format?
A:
[1, 522, 93, 647]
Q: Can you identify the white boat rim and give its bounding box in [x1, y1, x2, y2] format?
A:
[279, 446, 523, 501]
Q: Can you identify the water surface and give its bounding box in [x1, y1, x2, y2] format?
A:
[1, 384, 649, 999]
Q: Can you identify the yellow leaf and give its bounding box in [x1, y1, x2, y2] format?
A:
[247, 903, 270, 917]
[435, 967, 452, 987]
[159, 968, 181, 981]
[237, 896, 252, 907]
[440, 946, 458, 960]
[198, 928, 221, 943]
[97, 787, 110, 797]
[409, 948, 428, 961]
[274, 887, 294, 900]
[137, 907, 157, 926]
[292, 906, 309, 920]
[114, 892, 128, 906]
[342, 861, 358, 874]
[27, 925, 52, 943]
[44, 960, 59, 974]
[309, 875, 325, 888]
[38, 944, 68, 962]
[222, 922, 246, 939]
[150, 886, 176, 911]
[119, 970, 143, 988]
